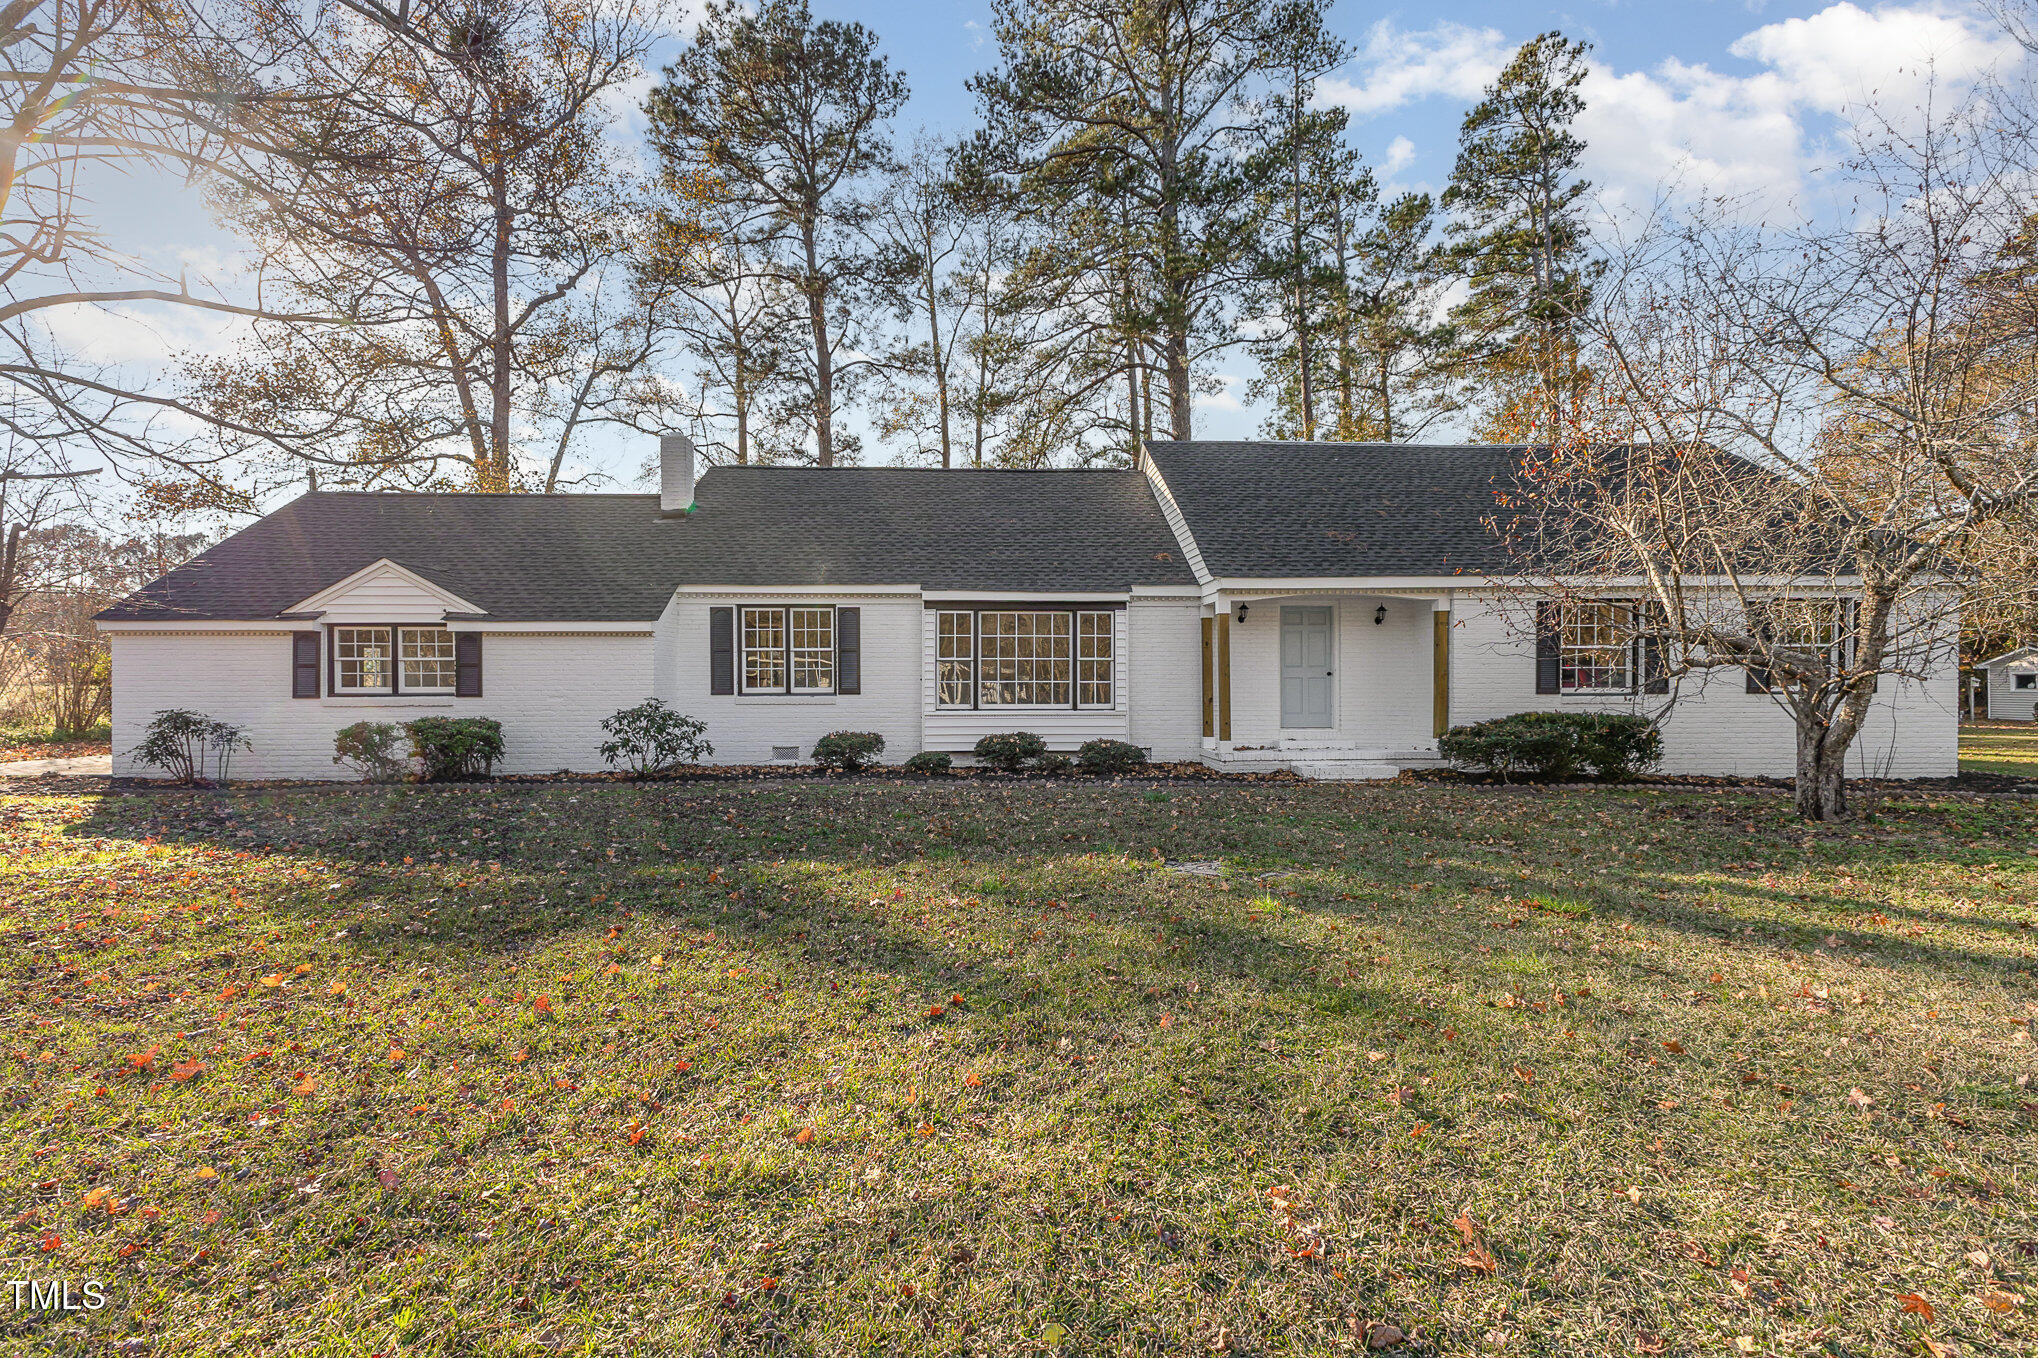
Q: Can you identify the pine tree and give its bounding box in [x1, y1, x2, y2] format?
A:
[1442, 31, 1598, 443]
[647, 0, 909, 466]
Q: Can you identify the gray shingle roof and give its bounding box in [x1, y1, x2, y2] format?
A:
[1145, 440, 1523, 579]
[98, 467, 1196, 623]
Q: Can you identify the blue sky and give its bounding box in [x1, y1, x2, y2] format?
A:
[78, 1, 2024, 489]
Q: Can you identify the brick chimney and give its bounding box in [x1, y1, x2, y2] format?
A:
[660, 432, 695, 515]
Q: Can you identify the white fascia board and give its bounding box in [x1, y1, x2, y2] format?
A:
[99, 620, 301, 634]
[285, 557, 487, 617]
[920, 589, 1131, 603]
[99, 618, 656, 634]
[671, 584, 923, 598]
[1128, 584, 1203, 599]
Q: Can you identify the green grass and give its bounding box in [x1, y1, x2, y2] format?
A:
[1, 780, 2033, 1356]
[1962, 721, 2038, 777]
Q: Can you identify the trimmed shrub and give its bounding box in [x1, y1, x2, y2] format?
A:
[1077, 738, 1147, 776]
[333, 721, 408, 782]
[1576, 715, 1664, 781]
[405, 716, 504, 781]
[1036, 751, 1073, 775]
[812, 730, 886, 773]
[1439, 711, 1661, 781]
[599, 700, 713, 776]
[973, 731, 1047, 772]
[130, 709, 250, 784]
[903, 750, 952, 776]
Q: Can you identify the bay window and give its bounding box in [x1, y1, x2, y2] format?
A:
[936, 608, 1115, 708]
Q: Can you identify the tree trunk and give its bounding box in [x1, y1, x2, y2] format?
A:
[803, 217, 835, 467]
[1290, 79, 1313, 440]
[488, 176, 515, 487]
[923, 235, 950, 469]
[1793, 723, 1848, 821]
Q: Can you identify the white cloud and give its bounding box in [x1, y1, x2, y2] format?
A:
[1324, 4, 2023, 213]
[1583, 2, 2020, 209]
[1319, 20, 1510, 118]
[1382, 135, 1416, 176]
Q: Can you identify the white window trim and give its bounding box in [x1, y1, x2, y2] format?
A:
[739, 604, 836, 696]
[1559, 602, 1637, 695]
[399, 625, 457, 695]
[934, 607, 1116, 710]
[332, 625, 394, 695]
[329, 623, 459, 696]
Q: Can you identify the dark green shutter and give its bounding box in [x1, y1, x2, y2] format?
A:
[455, 633, 483, 696]
[1534, 601, 1562, 694]
[836, 607, 860, 694]
[709, 607, 734, 695]
[292, 632, 320, 698]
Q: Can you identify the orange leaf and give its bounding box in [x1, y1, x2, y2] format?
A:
[926, 1005, 945, 1019]
[949, 994, 965, 1006]
[793, 1127, 814, 1144]
[127, 1046, 158, 1070]
[1157, 1013, 1173, 1029]
[169, 1059, 206, 1082]
[533, 995, 553, 1015]
[327, 981, 346, 995]
[916, 1121, 934, 1136]
[1661, 1040, 1686, 1055]
[627, 1121, 647, 1146]
[963, 1072, 983, 1088]
[195, 1166, 216, 1180]
[292, 963, 313, 975]
[260, 974, 283, 988]
[1898, 1293, 1935, 1322]
[293, 1075, 316, 1096]
[1458, 1241, 1499, 1275]
[1512, 1065, 1535, 1084]
[387, 1046, 405, 1062]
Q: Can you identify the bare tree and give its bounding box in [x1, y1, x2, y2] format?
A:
[1503, 93, 2035, 820]
[183, 0, 691, 492]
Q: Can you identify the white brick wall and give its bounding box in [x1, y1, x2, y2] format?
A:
[1446, 592, 1960, 777]
[658, 594, 924, 764]
[110, 630, 654, 779]
[1128, 598, 1203, 761]
[1224, 596, 1435, 750]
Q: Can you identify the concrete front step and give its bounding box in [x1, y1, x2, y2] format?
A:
[1288, 760, 1404, 781]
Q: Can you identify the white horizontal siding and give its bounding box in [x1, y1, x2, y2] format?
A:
[295, 561, 470, 623]
[1986, 671, 2038, 721]
[920, 607, 1130, 752]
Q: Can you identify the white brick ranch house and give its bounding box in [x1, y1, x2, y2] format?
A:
[96, 437, 1960, 780]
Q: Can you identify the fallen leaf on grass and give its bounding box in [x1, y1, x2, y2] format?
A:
[1452, 1213, 1499, 1275]
[376, 1169, 399, 1191]
[793, 1127, 814, 1145]
[169, 1059, 206, 1082]
[1898, 1293, 1935, 1322]
[1979, 1289, 2021, 1313]
[1847, 1088, 1875, 1113]
[1363, 1320, 1406, 1349]
[292, 1075, 315, 1095]
[963, 1072, 982, 1088]
[533, 995, 553, 1015]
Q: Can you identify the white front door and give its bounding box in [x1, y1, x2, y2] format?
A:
[1280, 606, 1334, 729]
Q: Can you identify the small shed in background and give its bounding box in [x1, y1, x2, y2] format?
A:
[1977, 648, 2038, 721]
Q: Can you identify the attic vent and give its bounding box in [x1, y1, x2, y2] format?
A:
[771, 745, 800, 762]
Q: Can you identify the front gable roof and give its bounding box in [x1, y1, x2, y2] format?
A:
[285, 557, 487, 618]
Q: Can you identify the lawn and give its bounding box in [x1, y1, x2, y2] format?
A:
[1, 780, 2032, 1357]
[1962, 721, 2038, 778]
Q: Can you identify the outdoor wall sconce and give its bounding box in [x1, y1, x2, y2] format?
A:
[1233, 603, 1249, 624]
[1374, 604, 1388, 626]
